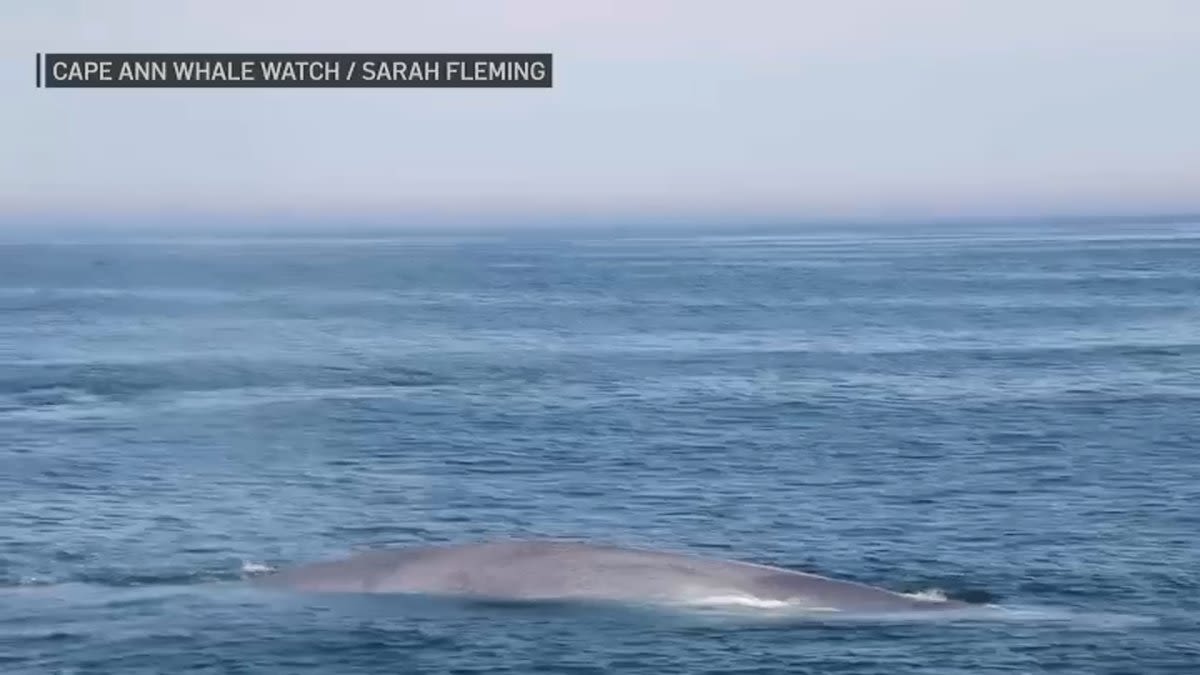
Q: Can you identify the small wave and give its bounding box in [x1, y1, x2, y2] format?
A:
[0, 383, 446, 422]
[0, 576, 60, 591]
[240, 561, 275, 576]
[0, 386, 105, 414]
[976, 605, 1159, 628]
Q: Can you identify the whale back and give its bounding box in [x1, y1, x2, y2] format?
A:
[257, 540, 964, 612]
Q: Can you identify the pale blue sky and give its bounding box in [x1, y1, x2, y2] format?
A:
[2, 1, 1199, 228]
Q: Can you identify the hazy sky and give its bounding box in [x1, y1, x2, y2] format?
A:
[2, 1, 1199, 227]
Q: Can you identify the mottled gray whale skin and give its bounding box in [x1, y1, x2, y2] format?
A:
[257, 540, 966, 612]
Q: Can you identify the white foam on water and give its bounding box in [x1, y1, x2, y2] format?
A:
[240, 561, 275, 576]
[900, 588, 951, 602]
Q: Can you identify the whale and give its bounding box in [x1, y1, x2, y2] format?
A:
[255, 540, 968, 613]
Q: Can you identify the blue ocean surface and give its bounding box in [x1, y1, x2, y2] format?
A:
[1, 224, 1198, 673]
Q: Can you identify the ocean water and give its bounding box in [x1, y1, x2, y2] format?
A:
[1, 224, 1198, 673]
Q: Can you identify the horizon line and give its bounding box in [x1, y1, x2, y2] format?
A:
[0, 208, 1198, 236]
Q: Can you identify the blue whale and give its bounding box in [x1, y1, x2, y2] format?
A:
[257, 540, 967, 612]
